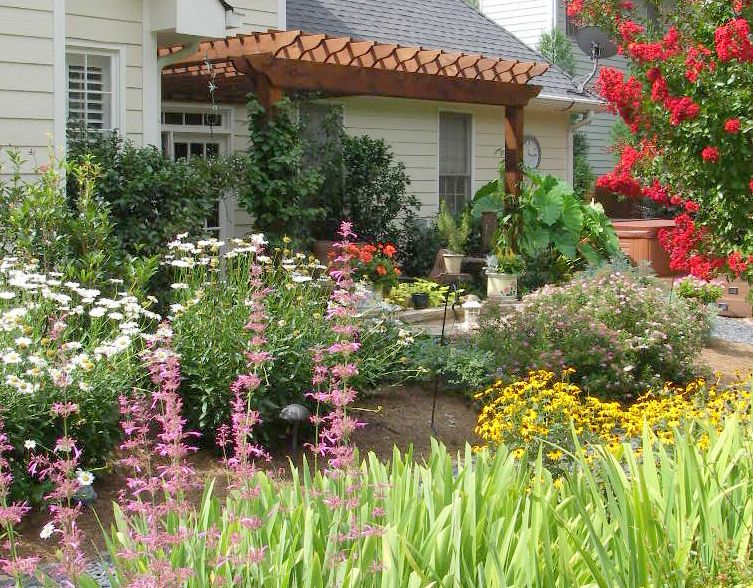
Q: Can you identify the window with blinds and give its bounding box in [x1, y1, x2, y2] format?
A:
[439, 112, 472, 215]
[66, 52, 114, 131]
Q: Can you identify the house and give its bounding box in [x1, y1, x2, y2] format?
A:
[1, 0, 600, 239]
[482, 0, 629, 176]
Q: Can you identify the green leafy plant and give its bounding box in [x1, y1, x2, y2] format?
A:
[437, 203, 471, 254]
[386, 279, 454, 308]
[166, 238, 419, 441]
[676, 276, 724, 305]
[240, 94, 325, 241]
[66, 131, 242, 259]
[96, 418, 753, 587]
[538, 29, 577, 76]
[486, 252, 526, 274]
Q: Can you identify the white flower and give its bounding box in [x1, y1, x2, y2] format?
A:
[108, 311, 124, 321]
[170, 259, 194, 269]
[282, 264, 296, 272]
[24, 440, 36, 450]
[61, 342, 82, 352]
[250, 233, 267, 247]
[76, 469, 95, 486]
[40, 522, 56, 540]
[170, 303, 185, 315]
[79, 381, 91, 392]
[0, 292, 15, 300]
[623, 365, 635, 373]
[170, 283, 189, 290]
[292, 275, 313, 283]
[14, 337, 32, 349]
[89, 307, 106, 318]
[257, 255, 272, 264]
[2, 350, 22, 365]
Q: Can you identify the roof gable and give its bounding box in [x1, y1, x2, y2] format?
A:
[286, 0, 596, 102]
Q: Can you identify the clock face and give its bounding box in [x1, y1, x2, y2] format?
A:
[523, 135, 541, 169]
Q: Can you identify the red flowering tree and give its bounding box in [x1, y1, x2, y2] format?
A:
[569, 0, 753, 280]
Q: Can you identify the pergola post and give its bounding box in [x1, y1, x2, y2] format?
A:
[505, 105, 524, 196]
[255, 72, 284, 114]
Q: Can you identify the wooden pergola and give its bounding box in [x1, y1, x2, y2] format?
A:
[159, 30, 550, 195]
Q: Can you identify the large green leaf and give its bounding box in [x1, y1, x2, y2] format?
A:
[471, 192, 506, 221]
[552, 230, 578, 260]
[560, 195, 584, 237]
[532, 183, 566, 226]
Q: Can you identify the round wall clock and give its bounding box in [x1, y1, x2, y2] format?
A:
[523, 135, 541, 169]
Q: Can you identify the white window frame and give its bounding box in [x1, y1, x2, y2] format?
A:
[66, 43, 125, 133]
[161, 105, 235, 240]
[438, 110, 474, 215]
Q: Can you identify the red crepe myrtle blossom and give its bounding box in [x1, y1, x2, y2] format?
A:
[724, 118, 742, 133]
[715, 18, 753, 62]
[685, 45, 715, 82]
[701, 146, 720, 162]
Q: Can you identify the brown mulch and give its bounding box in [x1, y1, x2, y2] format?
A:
[701, 338, 753, 383]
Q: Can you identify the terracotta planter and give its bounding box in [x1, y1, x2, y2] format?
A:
[443, 253, 464, 274]
[487, 272, 518, 300]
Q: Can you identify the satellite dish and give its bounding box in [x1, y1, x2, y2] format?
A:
[573, 27, 618, 93]
[575, 26, 618, 60]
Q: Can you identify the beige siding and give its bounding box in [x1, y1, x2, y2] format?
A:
[232, 0, 281, 32]
[66, 0, 145, 143]
[0, 1, 55, 176]
[482, 0, 553, 49]
[335, 97, 570, 217]
[526, 107, 570, 179]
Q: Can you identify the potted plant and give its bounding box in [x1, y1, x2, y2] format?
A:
[349, 242, 401, 298]
[436, 203, 471, 275]
[485, 251, 525, 300]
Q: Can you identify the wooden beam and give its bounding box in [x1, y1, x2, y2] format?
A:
[505, 105, 524, 195]
[241, 55, 542, 107]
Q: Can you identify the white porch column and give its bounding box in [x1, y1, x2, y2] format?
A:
[53, 0, 66, 156]
[142, 0, 161, 147]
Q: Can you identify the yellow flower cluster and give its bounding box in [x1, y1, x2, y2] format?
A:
[475, 370, 752, 459]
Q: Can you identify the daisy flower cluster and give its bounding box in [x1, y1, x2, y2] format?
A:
[0, 256, 160, 492]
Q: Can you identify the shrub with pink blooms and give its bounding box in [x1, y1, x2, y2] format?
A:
[165, 235, 418, 443]
[475, 267, 713, 399]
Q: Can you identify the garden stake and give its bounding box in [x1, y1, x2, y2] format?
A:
[430, 283, 461, 436]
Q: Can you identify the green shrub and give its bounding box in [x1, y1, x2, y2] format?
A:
[476, 267, 713, 399]
[406, 337, 496, 391]
[166, 237, 420, 442]
[437, 204, 471, 254]
[67, 131, 243, 258]
[396, 213, 442, 277]
[1, 149, 158, 298]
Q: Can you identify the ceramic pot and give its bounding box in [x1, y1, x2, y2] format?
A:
[487, 272, 518, 300]
[443, 253, 464, 274]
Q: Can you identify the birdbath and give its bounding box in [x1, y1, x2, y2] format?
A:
[280, 403, 310, 454]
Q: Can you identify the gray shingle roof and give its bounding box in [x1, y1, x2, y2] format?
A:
[286, 0, 599, 103]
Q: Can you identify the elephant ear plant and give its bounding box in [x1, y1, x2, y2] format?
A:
[472, 167, 620, 276]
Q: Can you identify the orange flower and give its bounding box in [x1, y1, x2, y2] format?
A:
[376, 265, 387, 276]
[394, 267, 402, 276]
[360, 252, 374, 263]
[382, 244, 397, 258]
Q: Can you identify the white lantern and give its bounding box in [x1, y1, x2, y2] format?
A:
[462, 300, 482, 332]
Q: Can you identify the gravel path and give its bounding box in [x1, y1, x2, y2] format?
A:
[713, 316, 753, 346]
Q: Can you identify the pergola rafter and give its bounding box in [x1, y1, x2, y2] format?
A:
[159, 30, 551, 194]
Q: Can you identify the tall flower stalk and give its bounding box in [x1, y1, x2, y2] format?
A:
[114, 323, 199, 586]
[0, 420, 36, 587]
[307, 222, 365, 472]
[220, 236, 271, 497]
